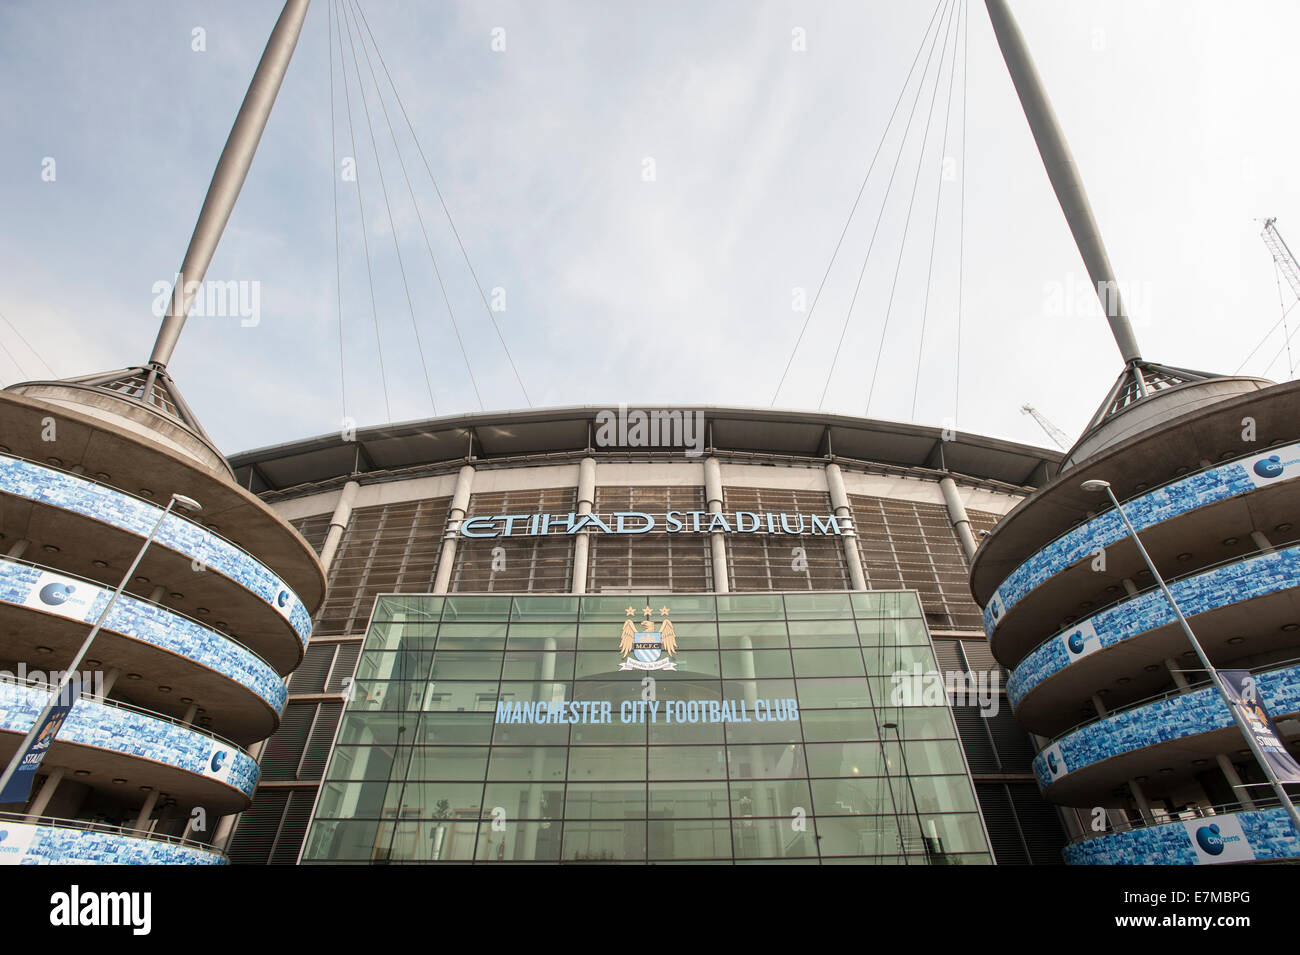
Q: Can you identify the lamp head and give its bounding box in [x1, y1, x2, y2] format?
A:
[170, 493, 202, 513]
[1080, 479, 1112, 493]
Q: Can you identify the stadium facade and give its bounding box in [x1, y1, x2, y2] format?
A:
[6, 0, 1298, 868]
[219, 406, 1068, 864]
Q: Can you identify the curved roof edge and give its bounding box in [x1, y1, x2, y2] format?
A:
[227, 404, 1061, 496]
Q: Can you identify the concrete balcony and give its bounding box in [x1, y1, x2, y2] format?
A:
[982, 443, 1300, 666]
[0, 811, 226, 865]
[0, 556, 286, 742]
[1033, 662, 1300, 805]
[0, 679, 259, 813]
[1064, 804, 1300, 865]
[0, 452, 311, 671]
[1009, 545, 1300, 734]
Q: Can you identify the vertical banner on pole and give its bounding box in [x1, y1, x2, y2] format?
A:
[0, 679, 82, 805]
[1219, 669, 1300, 783]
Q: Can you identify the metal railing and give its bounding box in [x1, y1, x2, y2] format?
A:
[0, 449, 300, 606]
[1044, 655, 1300, 746]
[0, 674, 251, 755]
[1015, 535, 1300, 668]
[988, 440, 1298, 608]
[0, 809, 224, 855]
[1069, 796, 1291, 843]
[0, 552, 278, 672]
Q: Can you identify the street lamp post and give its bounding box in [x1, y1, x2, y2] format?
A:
[0, 492, 202, 801]
[1080, 477, 1300, 837]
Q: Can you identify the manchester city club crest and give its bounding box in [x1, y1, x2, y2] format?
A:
[619, 605, 678, 671]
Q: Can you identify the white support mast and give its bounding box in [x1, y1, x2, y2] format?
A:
[984, 0, 1142, 367]
[149, 0, 312, 369]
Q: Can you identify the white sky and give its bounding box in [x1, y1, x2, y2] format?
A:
[1, 1, 1298, 458]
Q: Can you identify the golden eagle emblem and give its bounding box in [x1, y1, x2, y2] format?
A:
[619, 606, 678, 671]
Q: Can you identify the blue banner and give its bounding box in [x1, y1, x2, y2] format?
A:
[1219, 669, 1300, 784]
[0, 679, 82, 804]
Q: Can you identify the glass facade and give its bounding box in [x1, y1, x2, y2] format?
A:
[301, 591, 991, 864]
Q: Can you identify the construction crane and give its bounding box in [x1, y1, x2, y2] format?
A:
[1263, 218, 1300, 299]
[1021, 403, 1070, 450]
[1260, 218, 1300, 380]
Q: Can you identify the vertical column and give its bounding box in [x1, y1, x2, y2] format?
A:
[319, 480, 361, 571]
[824, 462, 867, 591]
[1216, 755, 1256, 811]
[704, 457, 730, 594]
[939, 476, 979, 562]
[522, 638, 559, 859]
[98, 668, 120, 701]
[134, 790, 161, 830]
[1164, 659, 1189, 691]
[433, 465, 476, 594]
[570, 457, 597, 595]
[1127, 779, 1156, 825]
[1095, 694, 1154, 825]
[1058, 804, 1086, 841]
[1167, 659, 1255, 810]
[25, 767, 64, 820]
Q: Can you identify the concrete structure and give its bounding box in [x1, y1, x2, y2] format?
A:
[971, 377, 1300, 864]
[222, 406, 1068, 864]
[0, 0, 320, 865]
[0, 383, 325, 863]
[972, 0, 1300, 866]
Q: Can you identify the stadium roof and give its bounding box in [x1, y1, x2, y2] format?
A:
[228, 405, 1061, 498]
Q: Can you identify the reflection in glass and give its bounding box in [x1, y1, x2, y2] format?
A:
[730, 778, 812, 819]
[730, 818, 816, 859]
[477, 821, 563, 861]
[487, 746, 568, 781]
[563, 783, 647, 820]
[792, 648, 866, 677]
[648, 745, 725, 780]
[562, 819, 646, 862]
[815, 814, 909, 857]
[306, 593, 992, 865]
[787, 619, 858, 647]
[567, 746, 648, 781]
[726, 743, 807, 779]
[648, 781, 730, 819]
[649, 819, 731, 859]
[805, 741, 885, 778]
[799, 710, 880, 743]
[482, 782, 563, 821]
[809, 777, 897, 816]
[795, 677, 872, 709]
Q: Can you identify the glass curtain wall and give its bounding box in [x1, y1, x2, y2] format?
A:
[302, 592, 990, 864]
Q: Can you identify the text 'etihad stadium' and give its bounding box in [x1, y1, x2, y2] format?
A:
[460, 511, 844, 538]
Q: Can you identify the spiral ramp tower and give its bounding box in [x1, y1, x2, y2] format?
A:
[972, 374, 1300, 864]
[0, 0, 323, 863]
[973, 0, 1300, 864]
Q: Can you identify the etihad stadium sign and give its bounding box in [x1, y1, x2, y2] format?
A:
[459, 511, 845, 538]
